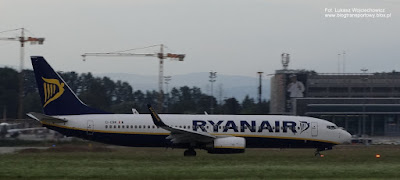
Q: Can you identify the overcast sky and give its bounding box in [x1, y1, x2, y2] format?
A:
[0, 0, 399, 78]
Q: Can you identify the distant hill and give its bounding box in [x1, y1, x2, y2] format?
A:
[97, 72, 270, 102]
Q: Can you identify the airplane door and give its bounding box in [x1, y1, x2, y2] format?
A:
[87, 120, 94, 135]
[311, 122, 318, 137]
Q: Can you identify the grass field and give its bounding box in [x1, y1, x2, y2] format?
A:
[1, 145, 400, 180]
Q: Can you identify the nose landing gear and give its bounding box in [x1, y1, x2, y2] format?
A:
[315, 147, 332, 157]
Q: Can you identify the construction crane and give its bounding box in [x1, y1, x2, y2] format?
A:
[81, 44, 185, 112]
[0, 28, 45, 119]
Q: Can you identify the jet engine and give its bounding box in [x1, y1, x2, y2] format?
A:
[207, 137, 245, 154]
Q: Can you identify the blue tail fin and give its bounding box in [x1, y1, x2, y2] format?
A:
[31, 56, 111, 115]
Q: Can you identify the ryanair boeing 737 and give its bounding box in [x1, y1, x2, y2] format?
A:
[27, 56, 351, 156]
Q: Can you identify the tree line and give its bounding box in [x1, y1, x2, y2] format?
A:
[0, 67, 269, 119]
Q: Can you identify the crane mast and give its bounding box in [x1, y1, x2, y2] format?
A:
[82, 44, 185, 112]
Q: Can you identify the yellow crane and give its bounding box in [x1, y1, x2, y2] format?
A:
[81, 44, 185, 112]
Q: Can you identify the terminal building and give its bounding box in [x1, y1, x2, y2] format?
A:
[270, 55, 400, 136]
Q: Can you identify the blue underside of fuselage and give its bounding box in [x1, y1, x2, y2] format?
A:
[44, 124, 335, 150]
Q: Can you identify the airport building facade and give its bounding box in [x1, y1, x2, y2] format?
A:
[270, 70, 400, 136]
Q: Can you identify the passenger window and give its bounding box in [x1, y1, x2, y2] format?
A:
[148, 125, 150, 129]
[131, 125, 133, 128]
[122, 125, 125, 128]
[114, 125, 116, 128]
[139, 125, 141, 128]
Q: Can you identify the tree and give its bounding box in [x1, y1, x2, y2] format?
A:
[1, 66, 272, 117]
[60, 71, 80, 93]
[222, 97, 241, 114]
[78, 73, 112, 110]
[0, 68, 19, 118]
[255, 100, 270, 115]
[241, 95, 257, 114]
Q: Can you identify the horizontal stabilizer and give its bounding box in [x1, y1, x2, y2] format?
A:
[27, 112, 68, 123]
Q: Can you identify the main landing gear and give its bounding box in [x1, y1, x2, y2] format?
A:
[184, 148, 197, 157]
[314, 150, 322, 157]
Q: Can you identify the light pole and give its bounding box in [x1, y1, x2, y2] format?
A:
[209, 71, 217, 114]
[257, 72, 264, 104]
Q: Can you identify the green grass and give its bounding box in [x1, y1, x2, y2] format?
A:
[1, 145, 400, 179]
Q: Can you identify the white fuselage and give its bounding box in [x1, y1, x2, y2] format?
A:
[43, 114, 351, 147]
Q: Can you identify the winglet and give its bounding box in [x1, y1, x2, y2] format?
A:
[147, 104, 167, 127]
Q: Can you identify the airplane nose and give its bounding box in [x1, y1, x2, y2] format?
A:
[340, 130, 352, 144]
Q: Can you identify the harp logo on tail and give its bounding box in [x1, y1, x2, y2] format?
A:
[42, 77, 65, 107]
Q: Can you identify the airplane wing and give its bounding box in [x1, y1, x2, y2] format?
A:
[27, 112, 68, 123]
[7, 127, 47, 133]
[147, 104, 215, 144]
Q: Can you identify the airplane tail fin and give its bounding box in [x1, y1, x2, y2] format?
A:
[31, 56, 111, 115]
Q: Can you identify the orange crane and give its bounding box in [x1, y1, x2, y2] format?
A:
[81, 44, 185, 112]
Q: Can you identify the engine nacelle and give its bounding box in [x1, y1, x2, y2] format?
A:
[207, 137, 246, 154]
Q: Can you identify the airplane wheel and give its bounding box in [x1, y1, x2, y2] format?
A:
[184, 149, 196, 157]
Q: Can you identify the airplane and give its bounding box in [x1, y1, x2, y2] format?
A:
[27, 56, 352, 156]
[0, 122, 45, 138]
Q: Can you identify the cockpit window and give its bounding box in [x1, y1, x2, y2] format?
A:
[327, 125, 337, 130]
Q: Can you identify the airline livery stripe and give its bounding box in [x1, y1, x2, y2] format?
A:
[41, 122, 340, 145]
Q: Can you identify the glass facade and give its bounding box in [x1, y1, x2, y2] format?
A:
[296, 98, 400, 136]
